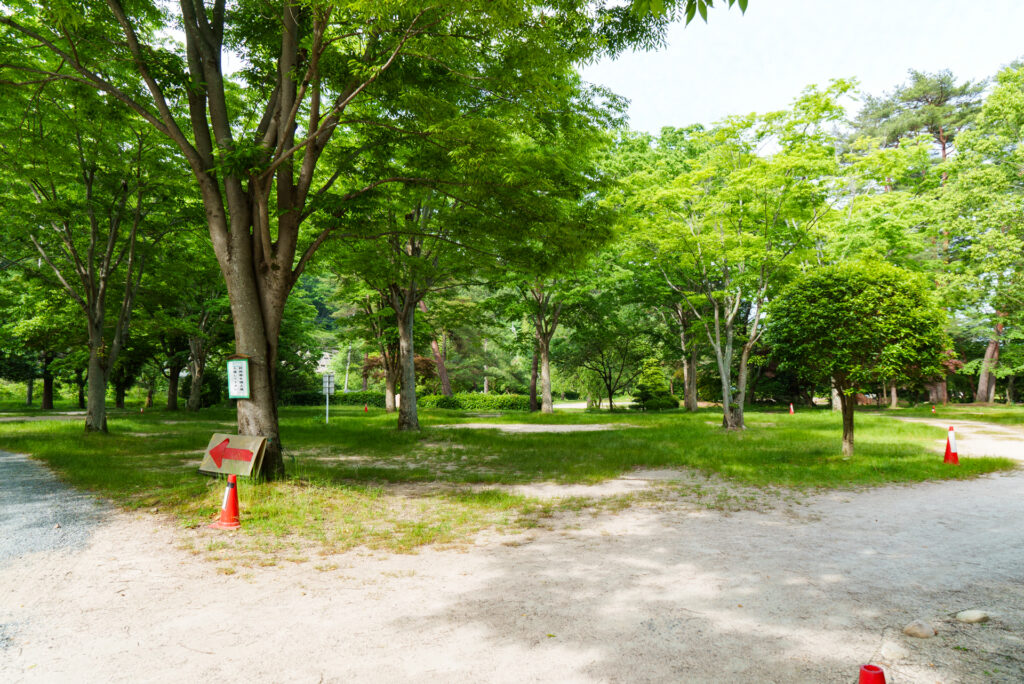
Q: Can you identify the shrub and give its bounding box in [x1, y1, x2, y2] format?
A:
[419, 394, 461, 409]
[418, 392, 530, 411]
[334, 390, 386, 408]
[644, 396, 680, 411]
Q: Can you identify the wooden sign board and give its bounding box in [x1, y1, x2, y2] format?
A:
[199, 433, 267, 478]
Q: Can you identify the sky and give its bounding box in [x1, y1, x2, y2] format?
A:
[580, 0, 1024, 133]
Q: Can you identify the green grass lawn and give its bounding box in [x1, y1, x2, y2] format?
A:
[0, 405, 1015, 563]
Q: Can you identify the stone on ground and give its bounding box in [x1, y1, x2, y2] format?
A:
[955, 609, 990, 624]
[902, 620, 936, 638]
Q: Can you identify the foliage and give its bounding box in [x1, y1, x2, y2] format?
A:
[418, 393, 531, 411]
[767, 262, 948, 391]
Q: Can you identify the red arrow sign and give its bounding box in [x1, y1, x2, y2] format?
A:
[210, 438, 254, 468]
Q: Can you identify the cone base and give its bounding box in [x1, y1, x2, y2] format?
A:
[209, 519, 241, 530]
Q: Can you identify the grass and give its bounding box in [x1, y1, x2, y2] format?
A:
[0, 404, 1015, 562]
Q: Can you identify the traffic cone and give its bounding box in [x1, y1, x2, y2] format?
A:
[931, 404, 936, 414]
[209, 474, 241, 529]
[944, 426, 959, 465]
[364, 403, 368, 413]
[789, 403, 794, 415]
[859, 664, 886, 684]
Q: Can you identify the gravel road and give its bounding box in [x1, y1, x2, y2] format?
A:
[0, 450, 107, 569]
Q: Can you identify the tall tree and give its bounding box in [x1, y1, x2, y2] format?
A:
[0, 81, 187, 431]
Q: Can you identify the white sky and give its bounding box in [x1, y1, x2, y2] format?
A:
[580, 0, 1024, 133]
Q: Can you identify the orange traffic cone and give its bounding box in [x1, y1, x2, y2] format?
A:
[859, 664, 886, 684]
[210, 474, 241, 529]
[944, 426, 959, 465]
[789, 403, 794, 415]
[931, 405, 936, 414]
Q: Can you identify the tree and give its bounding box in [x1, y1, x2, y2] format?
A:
[556, 260, 652, 409]
[766, 262, 948, 457]
[937, 64, 1024, 404]
[854, 69, 985, 163]
[620, 82, 849, 427]
[0, 80, 189, 431]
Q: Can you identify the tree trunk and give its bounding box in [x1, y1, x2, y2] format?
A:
[715, 346, 736, 429]
[384, 372, 397, 412]
[684, 346, 698, 411]
[218, 252, 286, 479]
[26, 377, 34, 407]
[976, 328, 1001, 403]
[1006, 376, 1015, 405]
[482, 338, 489, 395]
[85, 341, 108, 433]
[115, 383, 127, 410]
[889, 383, 898, 409]
[186, 331, 208, 412]
[529, 349, 539, 412]
[538, 336, 554, 414]
[830, 381, 841, 411]
[41, 356, 54, 410]
[145, 382, 154, 408]
[431, 336, 452, 397]
[76, 369, 85, 409]
[342, 344, 351, 393]
[166, 362, 182, 411]
[733, 343, 754, 429]
[839, 389, 855, 457]
[395, 302, 419, 431]
[418, 301, 451, 396]
[362, 353, 369, 391]
[187, 368, 204, 411]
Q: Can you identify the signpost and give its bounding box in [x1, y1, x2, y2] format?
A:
[199, 433, 267, 477]
[323, 372, 335, 423]
[226, 355, 250, 400]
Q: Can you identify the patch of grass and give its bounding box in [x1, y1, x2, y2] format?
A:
[0, 404, 1014, 562]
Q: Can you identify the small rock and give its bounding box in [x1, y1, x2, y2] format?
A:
[880, 641, 910, 660]
[53, 523, 60, 529]
[903, 620, 936, 638]
[956, 610, 989, 624]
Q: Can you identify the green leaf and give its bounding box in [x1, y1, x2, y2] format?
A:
[698, 1, 708, 22]
[685, 3, 697, 24]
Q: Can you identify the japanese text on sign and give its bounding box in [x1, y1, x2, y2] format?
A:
[227, 358, 250, 399]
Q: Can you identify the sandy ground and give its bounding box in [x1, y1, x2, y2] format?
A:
[2, 418, 1023, 683]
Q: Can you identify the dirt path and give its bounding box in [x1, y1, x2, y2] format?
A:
[2, 421, 1022, 683]
[888, 416, 1024, 462]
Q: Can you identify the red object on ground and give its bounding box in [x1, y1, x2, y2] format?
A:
[209, 439, 253, 468]
[931, 404, 936, 413]
[944, 426, 959, 465]
[789, 403, 794, 415]
[209, 474, 241, 530]
[364, 404, 368, 413]
[859, 664, 886, 684]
